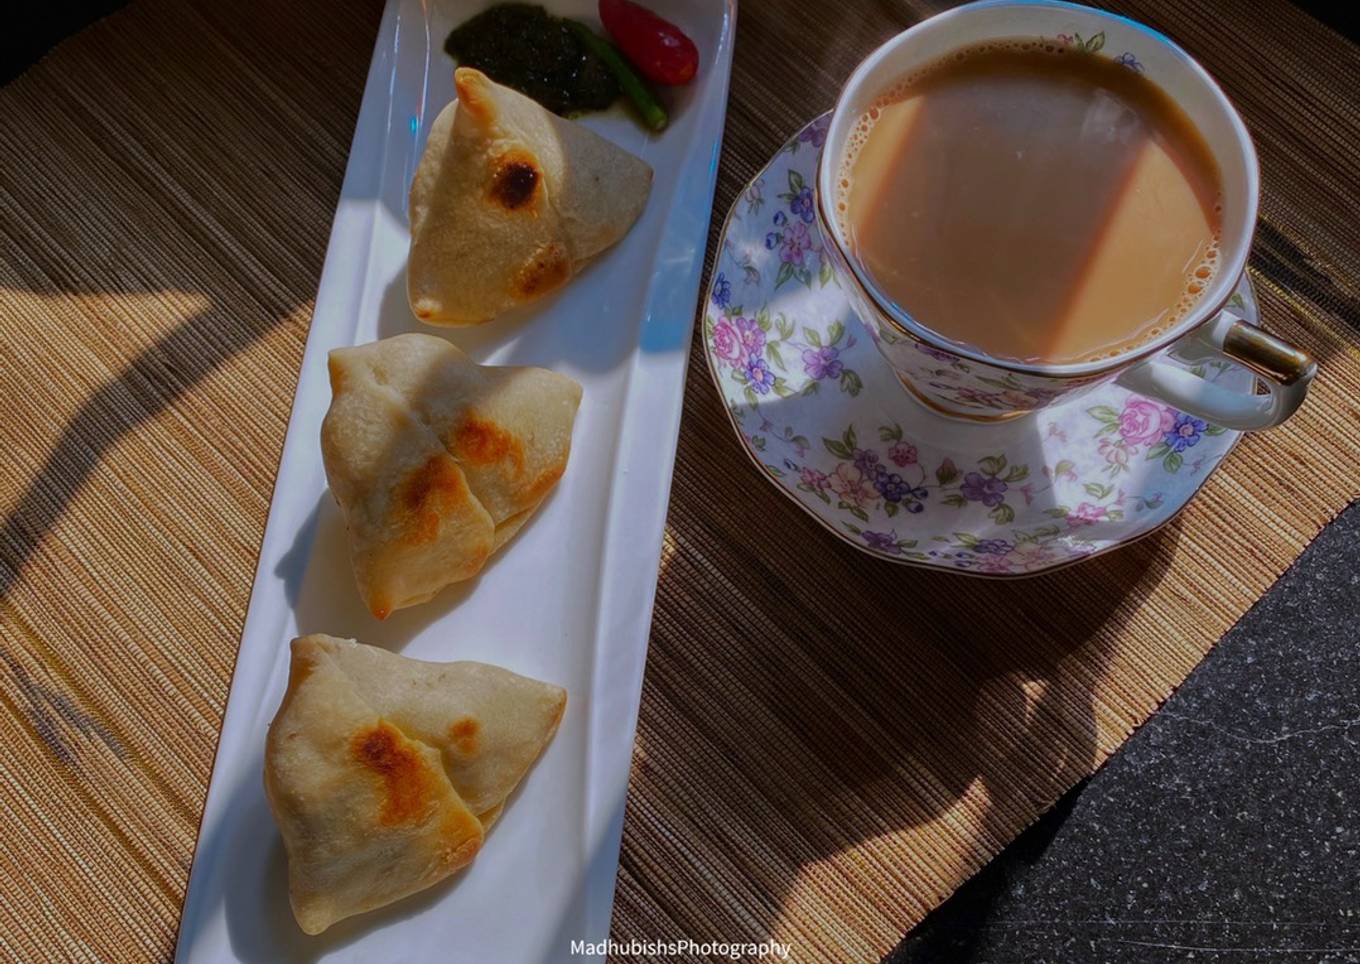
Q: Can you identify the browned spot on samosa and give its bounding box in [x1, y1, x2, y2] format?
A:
[489, 150, 540, 211]
[397, 454, 472, 545]
[448, 716, 480, 758]
[351, 721, 441, 825]
[511, 243, 570, 299]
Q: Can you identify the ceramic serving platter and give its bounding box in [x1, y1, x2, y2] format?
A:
[701, 114, 1253, 576]
[174, 1, 735, 960]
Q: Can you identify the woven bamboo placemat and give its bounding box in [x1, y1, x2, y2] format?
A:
[1, 0, 1356, 960]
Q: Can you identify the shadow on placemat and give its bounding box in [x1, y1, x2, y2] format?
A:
[618, 469, 1180, 957]
[0, 0, 385, 957]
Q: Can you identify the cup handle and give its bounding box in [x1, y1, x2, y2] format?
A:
[1115, 311, 1316, 430]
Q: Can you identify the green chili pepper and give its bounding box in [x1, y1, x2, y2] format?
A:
[566, 20, 668, 132]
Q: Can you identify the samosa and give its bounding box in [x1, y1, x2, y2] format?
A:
[408, 67, 653, 324]
[264, 635, 566, 934]
[321, 333, 582, 618]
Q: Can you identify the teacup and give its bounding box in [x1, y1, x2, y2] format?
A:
[814, 0, 1316, 428]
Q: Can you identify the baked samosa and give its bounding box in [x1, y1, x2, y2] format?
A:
[321, 333, 582, 619]
[408, 67, 653, 324]
[264, 635, 567, 934]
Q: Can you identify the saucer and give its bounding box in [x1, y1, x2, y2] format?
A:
[700, 113, 1256, 576]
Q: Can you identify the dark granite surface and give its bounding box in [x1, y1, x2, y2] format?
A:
[890, 500, 1360, 963]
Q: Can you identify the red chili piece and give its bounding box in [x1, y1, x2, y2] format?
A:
[598, 0, 699, 86]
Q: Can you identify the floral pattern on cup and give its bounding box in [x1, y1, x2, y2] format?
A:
[835, 244, 1115, 417]
[791, 114, 830, 152]
[1052, 29, 1143, 72]
[766, 167, 835, 290]
[802, 422, 1030, 524]
[706, 302, 864, 408]
[1088, 392, 1229, 475]
[700, 114, 1256, 575]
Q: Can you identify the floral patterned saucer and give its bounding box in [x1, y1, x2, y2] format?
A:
[700, 113, 1256, 576]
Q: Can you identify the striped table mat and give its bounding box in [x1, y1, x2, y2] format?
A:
[1, 0, 1357, 960]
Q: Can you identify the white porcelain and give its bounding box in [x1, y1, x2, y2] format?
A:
[815, 0, 1314, 427]
[704, 114, 1254, 574]
[174, 0, 736, 960]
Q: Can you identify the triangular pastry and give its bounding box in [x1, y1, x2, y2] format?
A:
[408, 67, 653, 324]
[321, 333, 582, 618]
[264, 634, 567, 934]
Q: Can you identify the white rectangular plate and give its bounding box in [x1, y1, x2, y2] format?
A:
[175, 1, 735, 959]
